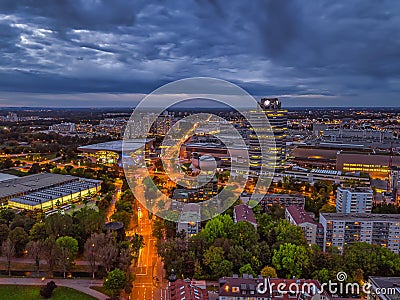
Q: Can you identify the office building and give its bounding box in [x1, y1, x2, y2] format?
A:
[389, 167, 400, 201]
[249, 98, 287, 174]
[336, 187, 373, 214]
[319, 213, 400, 254]
[285, 206, 324, 248]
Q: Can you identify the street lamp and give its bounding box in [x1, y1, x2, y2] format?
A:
[91, 243, 95, 279]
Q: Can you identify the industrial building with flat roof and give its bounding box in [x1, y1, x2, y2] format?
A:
[0, 173, 101, 210]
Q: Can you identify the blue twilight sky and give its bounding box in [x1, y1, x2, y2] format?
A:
[0, 0, 399, 107]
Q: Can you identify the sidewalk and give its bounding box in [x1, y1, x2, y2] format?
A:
[0, 277, 108, 300]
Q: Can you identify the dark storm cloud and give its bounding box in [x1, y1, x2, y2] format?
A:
[0, 0, 399, 106]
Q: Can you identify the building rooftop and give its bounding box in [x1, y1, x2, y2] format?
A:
[104, 222, 124, 231]
[77, 138, 153, 154]
[369, 277, 400, 300]
[0, 173, 78, 199]
[178, 203, 201, 223]
[311, 168, 342, 175]
[0, 173, 18, 182]
[338, 186, 373, 193]
[320, 213, 400, 222]
[286, 206, 316, 225]
[169, 279, 209, 300]
[233, 204, 257, 226]
[219, 276, 327, 299]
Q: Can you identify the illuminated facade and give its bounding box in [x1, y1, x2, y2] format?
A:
[78, 139, 155, 166]
[0, 173, 101, 211]
[249, 98, 287, 174]
[337, 153, 400, 176]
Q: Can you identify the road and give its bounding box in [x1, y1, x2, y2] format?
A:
[131, 206, 167, 300]
[106, 180, 122, 222]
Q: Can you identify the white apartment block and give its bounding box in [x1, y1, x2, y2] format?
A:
[320, 213, 400, 254]
[336, 186, 373, 213]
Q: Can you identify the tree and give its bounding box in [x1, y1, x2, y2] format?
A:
[40, 281, 57, 299]
[202, 214, 234, 244]
[56, 236, 78, 278]
[319, 204, 336, 213]
[45, 214, 73, 237]
[111, 211, 131, 230]
[9, 227, 29, 257]
[261, 266, 277, 278]
[239, 263, 256, 277]
[272, 243, 310, 279]
[28, 163, 42, 174]
[104, 268, 126, 297]
[0, 224, 10, 243]
[344, 243, 400, 278]
[231, 221, 259, 249]
[203, 246, 231, 279]
[1, 239, 15, 276]
[29, 222, 48, 241]
[85, 235, 98, 279]
[131, 233, 144, 258]
[274, 220, 307, 249]
[27, 240, 44, 276]
[92, 232, 118, 273]
[43, 236, 58, 276]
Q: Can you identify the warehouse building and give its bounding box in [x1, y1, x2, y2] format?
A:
[0, 173, 101, 210]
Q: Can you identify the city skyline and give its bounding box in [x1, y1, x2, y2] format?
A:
[0, 1, 400, 107]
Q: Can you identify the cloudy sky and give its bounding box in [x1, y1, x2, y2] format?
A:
[0, 0, 399, 107]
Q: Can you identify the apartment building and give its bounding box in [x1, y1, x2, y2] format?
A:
[285, 206, 324, 248]
[336, 187, 373, 213]
[319, 213, 400, 254]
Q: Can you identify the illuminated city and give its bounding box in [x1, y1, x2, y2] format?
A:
[1, 1, 400, 300]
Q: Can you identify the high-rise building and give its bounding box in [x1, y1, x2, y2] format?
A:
[319, 213, 400, 254]
[336, 187, 373, 214]
[249, 98, 287, 174]
[389, 166, 400, 201]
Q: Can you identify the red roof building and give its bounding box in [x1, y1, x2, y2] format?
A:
[169, 279, 209, 300]
[218, 275, 330, 300]
[233, 204, 257, 227]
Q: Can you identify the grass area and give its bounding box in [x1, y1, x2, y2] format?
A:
[91, 285, 113, 297]
[0, 261, 92, 273]
[0, 285, 96, 300]
[0, 169, 28, 176]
